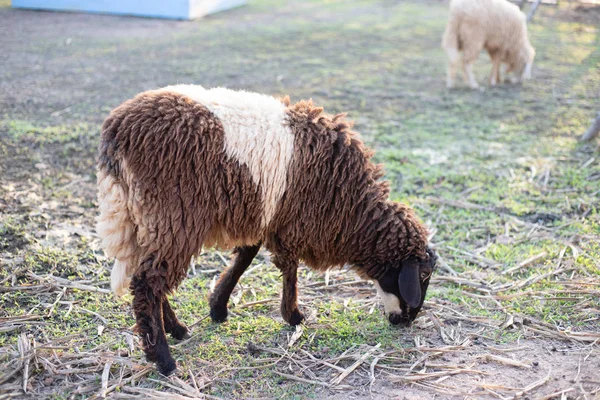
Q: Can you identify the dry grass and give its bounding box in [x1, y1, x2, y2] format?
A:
[1, 0, 599, 398]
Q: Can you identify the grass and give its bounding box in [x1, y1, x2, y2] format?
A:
[1, 0, 599, 398]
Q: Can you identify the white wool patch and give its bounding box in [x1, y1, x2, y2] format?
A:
[97, 169, 137, 296]
[158, 85, 295, 228]
[373, 281, 401, 314]
[111, 260, 130, 296]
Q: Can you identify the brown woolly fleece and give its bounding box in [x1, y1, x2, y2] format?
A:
[97, 87, 435, 375]
[269, 98, 428, 277]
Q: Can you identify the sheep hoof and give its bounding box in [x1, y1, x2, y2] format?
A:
[181, 331, 192, 340]
[210, 306, 228, 323]
[287, 309, 305, 326]
[170, 325, 191, 340]
[157, 357, 178, 377]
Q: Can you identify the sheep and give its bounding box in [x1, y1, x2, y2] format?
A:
[97, 85, 437, 375]
[442, 0, 536, 89]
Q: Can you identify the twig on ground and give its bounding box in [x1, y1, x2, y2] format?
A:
[503, 251, 548, 275]
[273, 371, 332, 388]
[536, 388, 576, 400]
[391, 365, 487, 383]
[27, 273, 111, 294]
[477, 354, 531, 369]
[237, 298, 276, 309]
[287, 325, 304, 348]
[330, 344, 381, 386]
[17, 333, 31, 393]
[100, 361, 112, 398]
[79, 308, 109, 325]
[92, 367, 153, 399]
[581, 112, 600, 141]
[512, 369, 551, 398]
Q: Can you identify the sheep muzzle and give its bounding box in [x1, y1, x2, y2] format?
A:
[388, 311, 413, 327]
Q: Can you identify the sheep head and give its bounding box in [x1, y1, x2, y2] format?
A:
[507, 44, 536, 83]
[522, 44, 536, 81]
[374, 247, 437, 327]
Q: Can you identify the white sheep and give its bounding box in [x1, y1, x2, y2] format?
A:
[442, 0, 535, 89]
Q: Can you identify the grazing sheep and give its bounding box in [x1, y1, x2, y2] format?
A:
[97, 85, 437, 375]
[442, 0, 535, 89]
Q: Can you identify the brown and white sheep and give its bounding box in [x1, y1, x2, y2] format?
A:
[97, 85, 437, 375]
[442, 0, 536, 89]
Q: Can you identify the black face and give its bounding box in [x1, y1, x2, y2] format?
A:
[376, 248, 437, 327]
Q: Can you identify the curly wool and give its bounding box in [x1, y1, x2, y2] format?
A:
[98, 88, 429, 295]
[272, 98, 429, 279]
[96, 86, 431, 375]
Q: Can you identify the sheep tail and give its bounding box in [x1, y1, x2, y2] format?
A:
[96, 168, 138, 296]
[110, 260, 129, 296]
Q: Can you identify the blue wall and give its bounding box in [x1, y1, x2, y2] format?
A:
[12, 0, 192, 19]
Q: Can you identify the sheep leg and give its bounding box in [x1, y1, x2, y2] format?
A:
[162, 298, 190, 340]
[273, 255, 304, 326]
[489, 61, 500, 86]
[494, 62, 501, 86]
[209, 244, 261, 323]
[445, 47, 461, 89]
[463, 62, 479, 89]
[131, 270, 176, 376]
[489, 53, 501, 86]
[461, 42, 481, 89]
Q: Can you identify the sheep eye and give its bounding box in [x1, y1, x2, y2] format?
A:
[420, 272, 431, 281]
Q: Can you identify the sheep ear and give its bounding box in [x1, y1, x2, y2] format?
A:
[398, 260, 421, 309]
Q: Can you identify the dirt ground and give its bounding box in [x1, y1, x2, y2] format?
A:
[0, 0, 599, 399]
